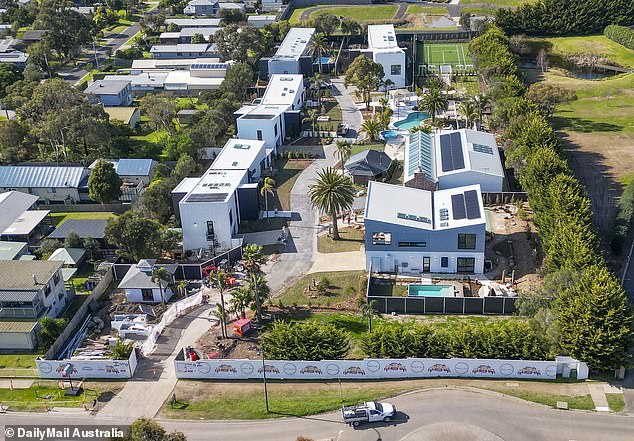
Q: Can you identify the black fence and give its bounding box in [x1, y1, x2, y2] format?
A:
[368, 295, 517, 315]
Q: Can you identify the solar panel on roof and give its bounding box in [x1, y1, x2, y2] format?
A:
[439, 133, 465, 172]
[451, 194, 466, 220]
[450, 132, 465, 170]
[464, 190, 481, 220]
[439, 134, 452, 172]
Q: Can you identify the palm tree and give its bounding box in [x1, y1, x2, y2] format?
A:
[242, 244, 267, 324]
[361, 118, 382, 141]
[459, 99, 478, 129]
[359, 300, 380, 332]
[422, 87, 448, 124]
[229, 286, 253, 320]
[260, 177, 276, 222]
[302, 108, 319, 137]
[247, 273, 270, 313]
[209, 269, 231, 338]
[379, 96, 389, 113]
[409, 123, 433, 134]
[335, 140, 352, 173]
[311, 73, 324, 105]
[473, 93, 490, 125]
[308, 33, 329, 74]
[151, 267, 171, 304]
[382, 79, 394, 98]
[308, 167, 355, 240]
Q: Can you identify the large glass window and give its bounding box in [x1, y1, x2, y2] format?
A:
[391, 64, 401, 75]
[398, 241, 426, 248]
[141, 289, 154, 302]
[441, 257, 449, 268]
[206, 221, 215, 241]
[458, 234, 476, 249]
[372, 232, 391, 245]
[256, 130, 263, 141]
[457, 257, 475, 273]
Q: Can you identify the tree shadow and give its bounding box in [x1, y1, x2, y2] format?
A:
[552, 115, 623, 133]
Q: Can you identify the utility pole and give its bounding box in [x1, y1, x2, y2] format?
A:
[261, 349, 269, 412]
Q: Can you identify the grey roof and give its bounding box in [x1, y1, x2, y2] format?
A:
[118, 259, 177, 289]
[0, 51, 28, 63]
[0, 241, 28, 260]
[0, 320, 38, 333]
[0, 260, 63, 290]
[345, 149, 392, 177]
[48, 247, 86, 265]
[165, 18, 221, 27]
[0, 290, 38, 302]
[0, 191, 38, 233]
[0, 166, 88, 189]
[21, 30, 47, 41]
[150, 43, 214, 53]
[116, 159, 156, 176]
[84, 79, 130, 95]
[48, 219, 107, 240]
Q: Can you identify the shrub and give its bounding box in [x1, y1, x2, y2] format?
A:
[262, 321, 349, 360]
[611, 180, 634, 254]
[604, 25, 634, 50]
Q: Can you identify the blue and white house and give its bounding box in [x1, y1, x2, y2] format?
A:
[364, 181, 486, 274]
[84, 79, 134, 106]
[260, 28, 315, 79]
[404, 129, 505, 192]
[363, 25, 406, 89]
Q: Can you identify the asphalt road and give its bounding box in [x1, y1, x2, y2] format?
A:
[2, 389, 633, 441]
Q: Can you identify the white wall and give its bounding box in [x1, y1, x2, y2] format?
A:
[175, 357, 561, 380]
[0, 187, 81, 203]
[373, 50, 405, 89]
[366, 250, 485, 274]
[438, 171, 504, 193]
[180, 193, 241, 252]
[0, 331, 37, 350]
[125, 287, 174, 303]
[40, 268, 71, 318]
[237, 114, 283, 151]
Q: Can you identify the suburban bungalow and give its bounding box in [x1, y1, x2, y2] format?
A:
[183, 0, 219, 16]
[0, 166, 90, 204]
[344, 149, 393, 185]
[259, 27, 315, 79]
[235, 74, 304, 151]
[363, 25, 406, 89]
[48, 247, 86, 268]
[404, 129, 505, 192]
[164, 18, 221, 28]
[0, 241, 29, 260]
[150, 43, 218, 59]
[48, 219, 108, 247]
[118, 259, 177, 303]
[104, 107, 141, 128]
[89, 158, 157, 186]
[260, 0, 283, 12]
[0, 50, 29, 69]
[247, 15, 277, 28]
[173, 138, 269, 253]
[159, 27, 219, 44]
[0, 190, 38, 233]
[1, 209, 51, 245]
[84, 79, 134, 107]
[364, 181, 486, 274]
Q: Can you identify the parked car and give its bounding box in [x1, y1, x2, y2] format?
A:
[337, 123, 349, 136]
[319, 80, 333, 89]
[342, 401, 396, 427]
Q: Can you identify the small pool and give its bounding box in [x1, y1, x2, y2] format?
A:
[408, 284, 454, 297]
[393, 112, 431, 130]
[380, 130, 400, 141]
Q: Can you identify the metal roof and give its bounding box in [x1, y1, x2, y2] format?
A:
[48, 219, 108, 240]
[273, 28, 315, 60]
[48, 247, 86, 265]
[0, 320, 38, 333]
[0, 191, 38, 233]
[0, 166, 88, 189]
[2, 210, 50, 236]
[0, 241, 28, 260]
[84, 79, 130, 95]
[115, 159, 157, 176]
[0, 260, 63, 290]
[344, 149, 392, 177]
[118, 259, 177, 289]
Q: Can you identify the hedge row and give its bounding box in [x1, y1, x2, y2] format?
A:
[604, 24, 634, 50]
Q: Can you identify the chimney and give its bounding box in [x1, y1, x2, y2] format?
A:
[32, 274, 38, 285]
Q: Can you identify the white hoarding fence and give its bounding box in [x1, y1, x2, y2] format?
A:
[175, 357, 575, 381]
[140, 291, 203, 355]
[36, 349, 138, 379]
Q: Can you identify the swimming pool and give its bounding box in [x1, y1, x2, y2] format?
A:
[380, 130, 400, 141]
[408, 284, 454, 297]
[393, 112, 431, 130]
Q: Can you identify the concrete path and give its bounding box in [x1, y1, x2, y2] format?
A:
[332, 78, 364, 136]
[98, 299, 217, 418]
[0, 379, 33, 389]
[308, 250, 365, 274]
[588, 382, 610, 412]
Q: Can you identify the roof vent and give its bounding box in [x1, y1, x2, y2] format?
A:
[32, 274, 38, 285]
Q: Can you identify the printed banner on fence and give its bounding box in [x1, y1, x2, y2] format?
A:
[174, 357, 559, 380]
[36, 350, 138, 379]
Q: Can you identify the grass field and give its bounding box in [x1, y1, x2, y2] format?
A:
[49, 211, 116, 227]
[606, 393, 626, 412]
[407, 5, 447, 15]
[0, 382, 122, 411]
[270, 159, 312, 211]
[275, 271, 366, 306]
[317, 227, 365, 253]
[531, 35, 634, 69]
[460, 0, 537, 6]
[290, 5, 398, 24]
[351, 143, 385, 156]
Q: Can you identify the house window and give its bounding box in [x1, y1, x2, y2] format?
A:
[229, 210, 233, 226]
[58, 292, 64, 301]
[391, 64, 401, 76]
[53, 273, 60, 286]
[274, 123, 278, 136]
[457, 257, 475, 273]
[458, 234, 476, 250]
[441, 257, 449, 268]
[372, 232, 391, 245]
[49, 187, 57, 193]
[398, 241, 426, 248]
[141, 289, 154, 302]
[256, 130, 263, 141]
[206, 221, 215, 241]
[44, 284, 51, 297]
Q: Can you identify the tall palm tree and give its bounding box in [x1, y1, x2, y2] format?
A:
[459, 99, 478, 129]
[409, 123, 433, 134]
[422, 87, 448, 124]
[229, 286, 253, 320]
[382, 79, 394, 99]
[209, 269, 231, 338]
[242, 244, 267, 324]
[260, 177, 276, 222]
[151, 267, 171, 304]
[302, 108, 320, 137]
[473, 93, 490, 125]
[247, 273, 270, 313]
[308, 33, 329, 74]
[335, 140, 352, 173]
[361, 118, 382, 141]
[379, 96, 389, 113]
[311, 73, 324, 105]
[308, 167, 355, 241]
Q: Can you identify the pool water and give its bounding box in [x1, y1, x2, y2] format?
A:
[408, 284, 454, 297]
[394, 112, 431, 130]
[380, 130, 400, 141]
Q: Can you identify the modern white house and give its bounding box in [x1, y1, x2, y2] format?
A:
[173, 138, 269, 253]
[247, 15, 277, 28]
[183, 0, 219, 16]
[260, 27, 315, 79]
[118, 259, 177, 303]
[159, 27, 219, 44]
[235, 74, 304, 151]
[0, 166, 90, 203]
[363, 25, 406, 89]
[404, 129, 505, 192]
[364, 182, 486, 274]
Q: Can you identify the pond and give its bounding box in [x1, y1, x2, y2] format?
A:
[568, 68, 618, 80]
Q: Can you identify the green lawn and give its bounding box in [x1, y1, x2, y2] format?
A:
[70, 263, 96, 294]
[407, 5, 448, 15]
[296, 5, 398, 23]
[61, 294, 89, 321]
[461, 7, 498, 16]
[460, 0, 537, 6]
[270, 159, 313, 211]
[0, 354, 37, 369]
[275, 271, 366, 306]
[318, 227, 365, 253]
[351, 143, 385, 156]
[606, 393, 626, 412]
[532, 35, 634, 68]
[0, 383, 110, 411]
[49, 211, 116, 227]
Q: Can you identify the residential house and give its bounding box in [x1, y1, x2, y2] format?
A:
[363, 25, 406, 89]
[247, 15, 277, 28]
[404, 129, 505, 192]
[0, 191, 38, 233]
[150, 43, 218, 59]
[159, 27, 219, 44]
[219, 2, 245, 12]
[344, 149, 393, 185]
[104, 107, 141, 128]
[183, 0, 219, 16]
[20, 30, 46, 46]
[234, 74, 304, 151]
[89, 159, 157, 186]
[48, 219, 108, 247]
[0, 50, 29, 69]
[0, 166, 90, 204]
[364, 182, 486, 274]
[1, 210, 51, 245]
[48, 247, 87, 268]
[259, 27, 315, 79]
[173, 138, 269, 252]
[164, 18, 221, 28]
[0, 241, 29, 260]
[261, 0, 282, 12]
[84, 79, 134, 106]
[117, 259, 177, 303]
[131, 57, 221, 71]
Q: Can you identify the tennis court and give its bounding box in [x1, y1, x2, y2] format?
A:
[416, 42, 475, 76]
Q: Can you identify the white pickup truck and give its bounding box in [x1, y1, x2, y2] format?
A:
[342, 401, 396, 427]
